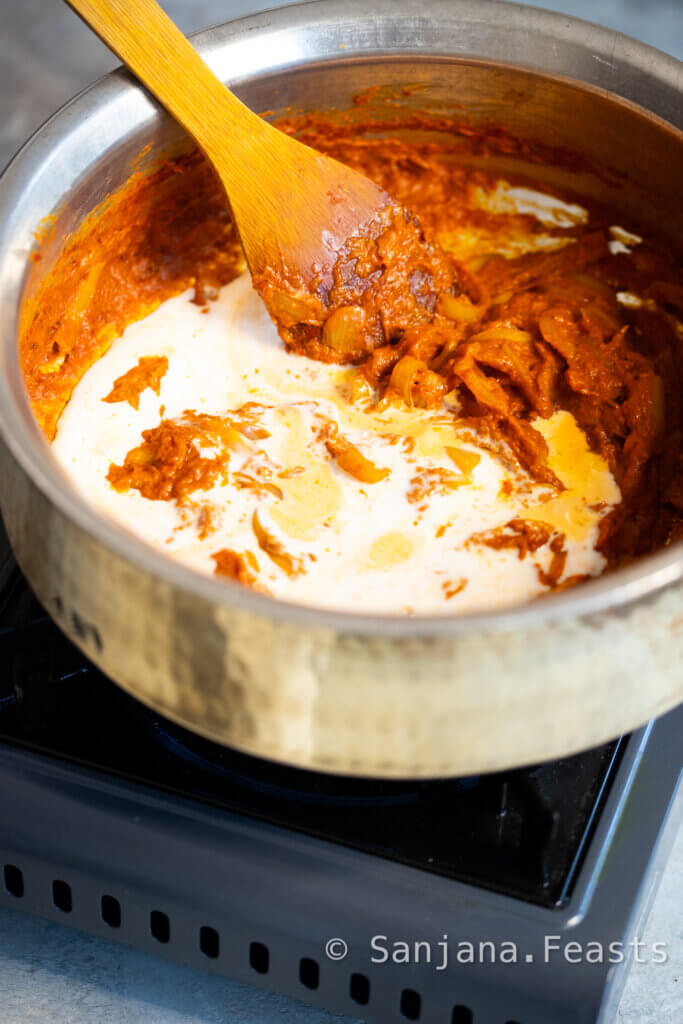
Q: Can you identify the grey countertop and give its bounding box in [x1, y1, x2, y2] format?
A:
[0, 0, 681, 1021]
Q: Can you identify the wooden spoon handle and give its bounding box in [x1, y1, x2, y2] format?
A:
[66, 0, 272, 174]
[66, 0, 389, 283]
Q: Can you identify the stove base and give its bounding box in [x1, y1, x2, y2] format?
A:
[1, 706, 681, 1024]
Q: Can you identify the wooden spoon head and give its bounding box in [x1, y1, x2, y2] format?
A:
[225, 126, 391, 288]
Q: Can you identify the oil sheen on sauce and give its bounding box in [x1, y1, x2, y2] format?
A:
[51, 183, 624, 615]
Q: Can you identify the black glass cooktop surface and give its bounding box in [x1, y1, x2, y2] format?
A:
[0, 518, 624, 909]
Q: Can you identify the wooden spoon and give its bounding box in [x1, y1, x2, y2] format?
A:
[66, 0, 390, 289]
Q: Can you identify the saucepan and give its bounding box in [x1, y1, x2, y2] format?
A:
[0, 0, 681, 777]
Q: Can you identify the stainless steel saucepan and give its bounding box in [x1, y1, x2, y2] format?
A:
[0, 0, 681, 777]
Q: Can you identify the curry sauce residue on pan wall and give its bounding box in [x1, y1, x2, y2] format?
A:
[19, 107, 683, 612]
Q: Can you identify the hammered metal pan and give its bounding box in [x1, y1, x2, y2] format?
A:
[0, 0, 681, 777]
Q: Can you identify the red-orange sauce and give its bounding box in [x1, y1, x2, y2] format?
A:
[20, 110, 683, 580]
[103, 355, 168, 410]
[211, 548, 263, 589]
[107, 412, 232, 501]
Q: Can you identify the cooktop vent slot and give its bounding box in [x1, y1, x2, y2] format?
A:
[400, 987, 422, 1019]
[199, 924, 219, 959]
[150, 909, 170, 943]
[349, 972, 370, 1005]
[249, 941, 269, 974]
[52, 879, 72, 913]
[100, 894, 121, 928]
[299, 957, 319, 990]
[2, 863, 23, 898]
